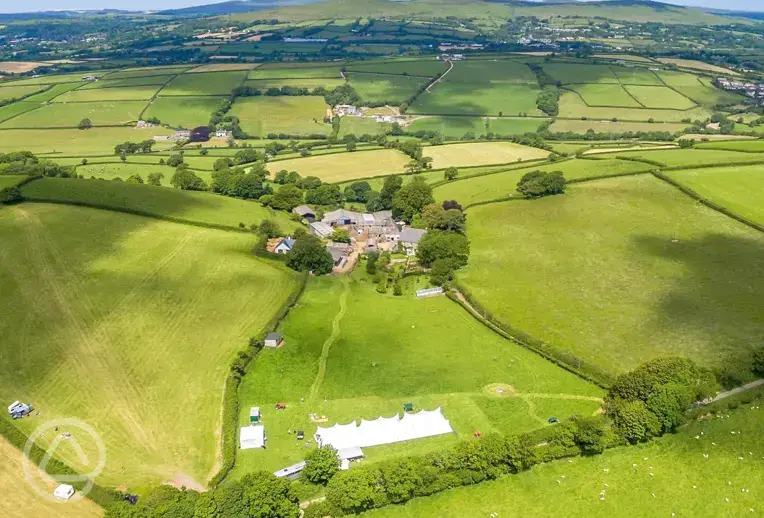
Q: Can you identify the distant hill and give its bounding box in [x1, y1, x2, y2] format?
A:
[157, 0, 319, 16]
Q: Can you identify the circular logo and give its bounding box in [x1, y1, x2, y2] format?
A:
[21, 418, 106, 503]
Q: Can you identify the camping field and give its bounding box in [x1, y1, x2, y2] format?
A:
[458, 175, 764, 377]
[266, 148, 411, 182]
[232, 273, 603, 478]
[366, 401, 764, 518]
[0, 203, 300, 487]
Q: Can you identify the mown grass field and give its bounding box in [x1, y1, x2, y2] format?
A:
[338, 116, 389, 137]
[232, 273, 603, 478]
[20, 178, 298, 231]
[367, 404, 764, 517]
[0, 435, 103, 518]
[423, 142, 549, 169]
[0, 128, 173, 155]
[0, 203, 299, 486]
[0, 101, 147, 128]
[433, 158, 652, 205]
[459, 175, 764, 376]
[142, 96, 222, 129]
[267, 148, 410, 183]
[666, 164, 764, 226]
[347, 73, 430, 103]
[159, 71, 247, 96]
[612, 148, 764, 167]
[410, 60, 542, 116]
[231, 96, 331, 136]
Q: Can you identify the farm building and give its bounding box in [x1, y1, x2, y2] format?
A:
[310, 222, 334, 239]
[215, 129, 233, 138]
[273, 237, 295, 255]
[274, 461, 306, 480]
[54, 484, 75, 501]
[399, 228, 427, 255]
[292, 205, 316, 222]
[416, 287, 444, 298]
[326, 242, 351, 268]
[240, 425, 266, 450]
[250, 406, 261, 423]
[264, 332, 284, 348]
[322, 209, 393, 228]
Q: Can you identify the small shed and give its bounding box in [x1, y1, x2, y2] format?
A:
[240, 425, 266, 450]
[250, 407, 261, 423]
[54, 484, 75, 501]
[264, 332, 284, 348]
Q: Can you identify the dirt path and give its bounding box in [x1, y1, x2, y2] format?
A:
[707, 379, 764, 404]
[308, 277, 350, 404]
[425, 60, 454, 93]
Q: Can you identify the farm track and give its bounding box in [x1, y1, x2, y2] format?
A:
[308, 277, 350, 405]
[424, 59, 453, 93]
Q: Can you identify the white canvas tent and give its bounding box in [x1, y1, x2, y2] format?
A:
[240, 425, 265, 450]
[315, 408, 453, 450]
[54, 484, 75, 501]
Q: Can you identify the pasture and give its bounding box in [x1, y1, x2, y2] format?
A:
[611, 148, 764, 167]
[0, 203, 299, 486]
[338, 116, 389, 137]
[20, 177, 298, 231]
[75, 163, 213, 186]
[0, 127, 173, 155]
[657, 72, 741, 105]
[54, 86, 162, 102]
[230, 96, 332, 136]
[0, 85, 47, 102]
[104, 66, 192, 80]
[347, 73, 429, 103]
[556, 91, 712, 122]
[696, 139, 764, 152]
[247, 64, 344, 79]
[656, 58, 737, 75]
[245, 78, 345, 90]
[549, 119, 690, 134]
[345, 59, 447, 77]
[0, 175, 29, 188]
[459, 175, 764, 376]
[23, 83, 83, 103]
[78, 75, 176, 89]
[367, 404, 764, 517]
[232, 273, 602, 478]
[666, 164, 764, 226]
[433, 158, 652, 206]
[423, 142, 549, 169]
[610, 67, 662, 85]
[0, 435, 103, 518]
[266, 148, 410, 183]
[567, 84, 641, 107]
[0, 101, 147, 128]
[622, 85, 696, 109]
[159, 71, 247, 96]
[543, 63, 618, 84]
[407, 116, 545, 139]
[142, 96, 222, 129]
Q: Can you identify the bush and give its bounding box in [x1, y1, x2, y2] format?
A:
[286, 235, 333, 275]
[303, 500, 332, 518]
[516, 170, 565, 197]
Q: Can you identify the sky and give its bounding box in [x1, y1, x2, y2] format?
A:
[0, 0, 762, 14]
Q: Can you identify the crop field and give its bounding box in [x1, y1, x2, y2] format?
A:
[54, 86, 162, 102]
[159, 71, 247, 96]
[556, 91, 712, 122]
[232, 274, 603, 477]
[611, 148, 764, 167]
[142, 96, 222, 129]
[0, 203, 299, 486]
[459, 175, 764, 376]
[266, 148, 410, 182]
[567, 84, 641, 107]
[550, 119, 691, 134]
[367, 405, 764, 518]
[666, 164, 764, 226]
[622, 85, 696, 109]
[0, 435, 103, 518]
[347, 73, 429, 103]
[345, 59, 447, 77]
[230, 96, 331, 136]
[423, 142, 549, 169]
[433, 158, 652, 206]
[543, 63, 618, 84]
[0, 127, 173, 155]
[0, 101, 147, 128]
[409, 60, 542, 116]
[0, 85, 46, 101]
[21, 178, 298, 231]
[248, 64, 344, 79]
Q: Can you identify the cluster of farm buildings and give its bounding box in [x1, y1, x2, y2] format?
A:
[333, 104, 406, 124]
[714, 77, 764, 104]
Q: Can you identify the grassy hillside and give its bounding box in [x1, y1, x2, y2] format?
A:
[0, 203, 300, 486]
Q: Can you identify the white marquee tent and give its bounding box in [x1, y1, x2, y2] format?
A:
[240, 425, 265, 450]
[315, 408, 453, 450]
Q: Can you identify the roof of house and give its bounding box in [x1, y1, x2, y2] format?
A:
[322, 209, 362, 224]
[399, 227, 427, 244]
[276, 237, 296, 250]
[310, 221, 334, 236]
[265, 332, 283, 342]
[292, 205, 315, 216]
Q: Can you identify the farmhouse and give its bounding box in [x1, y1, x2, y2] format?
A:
[399, 227, 427, 255]
[136, 120, 154, 128]
[239, 425, 266, 450]
[173, 130, 191, 140]
[215, 129, 233, 138]
[273, 237, 295, 255]
[310, 221, 334, 239]
[264, 332, 284, 348]
[292, 205, 316, 222]
[326, 242, 351, 268]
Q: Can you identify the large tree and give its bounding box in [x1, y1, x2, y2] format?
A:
[266, 184, 304, 211]
[516, 170, 566, 197]
[392, 177, 434, 221]
[378, 175, 403, 209]
[286, 235, 334, 275]
[302, 446, 340, 484]
[416, 230, 470, 269]
[171, 168, 207, 191]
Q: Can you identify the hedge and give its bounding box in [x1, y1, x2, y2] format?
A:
[0, 416, 120, 507]
[662, 158, 764, 171]
[448, 286, 613, 388]
[208, 270, 309, 487]
[615, 155, 667, 168]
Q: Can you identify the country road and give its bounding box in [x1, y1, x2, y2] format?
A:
[425, 59, 454, 93]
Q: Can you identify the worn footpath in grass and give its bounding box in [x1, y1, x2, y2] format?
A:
[0, 203, 299, 486]
[233, 273, 602, 478]
[367, 404, 764, 517]
[460, 175, 764, 376]
[666, 164, 764, 226]
[267, 148, 410, 183]
[0, 435, 103, 518]
[21, 177, 298, 231]
[423, 142, 549, 169]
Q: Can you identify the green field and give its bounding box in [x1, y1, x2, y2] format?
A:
[410, 60, 542, 116]
[76, 162, 214, 186]
[543, 63, 618, 84]
[459, 175, 764, 376]
[367, 403, 764, 517]
[54, 86, 162, 102]
[659, 75, 741, 106]
[104, 66, 192, 80]
[567, 84, 641, 107]
[22, 83, 82, 103]
[245, 78, 345, 90]
[247, 64, 344, 79]
[407, 116, 544, 139]
[433, 158, 652, 205]
[0, 202, 299, 486]
[142, 96, 221, 129]
[78, 75, 176, 89]
[0, 85, 46, 101]
[623, 85, 696, 109]
[347, 73, 429, 103]
[0, 128, 173, 155]
[550, 119, 691, 134]
[0, 101, 147, 128]
[557, 91, 712, 122]
[338, 116, 389, 136]
[159, 71, 247, 96]
[232, 273, 602, 478]
[2, 72, 94, 86]
[696, 140, 764, 152]
[610, 66, 662, 85]
[345, 59, 447, 77]
[423, 142, 549, 169]
[230, 96, 331, 136]
[266, 148, 410, 182]
[666, 164, 764, 226]
[613, 148, 764, 167]
[20, 177, 298, 231]
[0, 175, 29, 188]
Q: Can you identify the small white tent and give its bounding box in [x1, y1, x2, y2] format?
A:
[54, 484, 75, 501]
[240, 425, 266, 450]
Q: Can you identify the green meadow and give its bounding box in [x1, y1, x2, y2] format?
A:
[231, 96, 332, 136]
[142, 96, 222, 129]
